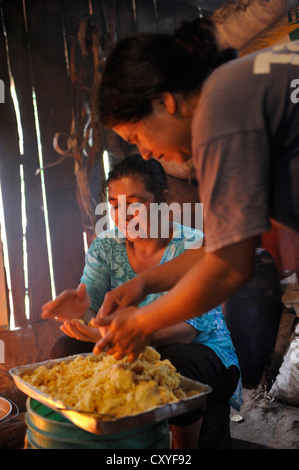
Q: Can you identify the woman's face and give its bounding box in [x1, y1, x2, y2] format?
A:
[112, 95, 193, 164]
[108, 176, 156, 241]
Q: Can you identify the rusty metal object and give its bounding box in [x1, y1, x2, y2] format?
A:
[213, 0, 298, 49]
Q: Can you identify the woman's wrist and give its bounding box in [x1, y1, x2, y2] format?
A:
[138, 270, 152, 299]
[151, 322, 197, 347]
[134, 305, 156, 337]
[82, 307, 96, 324]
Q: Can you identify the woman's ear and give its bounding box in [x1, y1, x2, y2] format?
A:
[161, 92, 177, 115]
[152, 92, 177, 115]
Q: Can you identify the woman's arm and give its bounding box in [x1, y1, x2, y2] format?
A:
[94, 237, 258, 360]
[41, 283, 91, 322]
[81, 307, 96, 324]
[42, 237, 111, 323]
[60, 309, 102, 343]
[151, 322, 197, 347]
[97, 248, 205, 318]
[142, 247, 205, 295]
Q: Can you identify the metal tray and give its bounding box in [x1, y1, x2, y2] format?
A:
[0, 397, 12, 421]
[10, 353, 212, 435]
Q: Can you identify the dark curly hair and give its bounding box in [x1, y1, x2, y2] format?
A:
[103, 154, 169, 204]
[98, 18, 237, 127]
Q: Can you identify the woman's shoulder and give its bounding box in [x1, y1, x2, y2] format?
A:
[88, 229, 126, 256]
[172, 223, 204, 249]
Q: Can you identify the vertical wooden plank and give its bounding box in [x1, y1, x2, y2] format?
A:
[24, 0, 85, 309]
[114, 0, 137, 39]
[0, 5, 26, 326]
[62, 0, 90, 40]
[135, 0, 158, 32]
[62, 0, 108, 243]
[155, 0, 177, 33]
[0, 235, 9, 328]
[90, 0, 113, 37]
[1, 0, 52, 323]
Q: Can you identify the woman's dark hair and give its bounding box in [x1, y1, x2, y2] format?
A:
[99, 18, 237, 127]
[103, 154, 169, 203]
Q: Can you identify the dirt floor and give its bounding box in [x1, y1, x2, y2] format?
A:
[230, 388, 299, 449]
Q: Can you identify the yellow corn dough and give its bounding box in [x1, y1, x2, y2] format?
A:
[22, 347, 196, 418]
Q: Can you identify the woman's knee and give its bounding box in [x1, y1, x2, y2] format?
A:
[49, 335, 94, 359]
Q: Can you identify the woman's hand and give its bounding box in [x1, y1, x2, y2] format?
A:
[93, 306, 153, 362]
[60, 319, 102, 343]
[92, 275, 147, 324]
[93, 238, 258, 363]
[41, 283, 90, 322]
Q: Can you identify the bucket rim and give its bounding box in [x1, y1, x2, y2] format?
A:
[27, 397, 75, 428]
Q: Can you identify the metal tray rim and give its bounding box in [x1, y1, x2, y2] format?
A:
[10, 353, 212, 435]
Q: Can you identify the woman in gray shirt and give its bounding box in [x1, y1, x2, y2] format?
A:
[92, 18, 299, 363]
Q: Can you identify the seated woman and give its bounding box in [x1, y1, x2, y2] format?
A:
[42, 155, 241, 449]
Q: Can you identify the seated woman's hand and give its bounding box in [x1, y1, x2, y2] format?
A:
[41, 283, 90, 322]
[93, 306, 153, 361]
[60, 319, 102, 343]
[92, 275, 147, 327]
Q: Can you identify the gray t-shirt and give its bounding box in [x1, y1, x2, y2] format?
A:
[192, 41, 299, 253]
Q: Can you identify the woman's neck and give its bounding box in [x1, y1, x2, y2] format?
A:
[127, 233, 170, 256]
[125, 222, 174, 272]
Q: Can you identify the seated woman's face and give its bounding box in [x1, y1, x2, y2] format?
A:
[112, 98, 192, 164]
[108, 176, 156, 241]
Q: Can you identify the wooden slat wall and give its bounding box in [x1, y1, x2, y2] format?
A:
[0, 0, 87, 327]
[24, 0, 86, 315]
[0, 231, 9, 328]
[1, 0, 52, 325]
[0, 0, 201, 332]
[0, 3, 26, 326]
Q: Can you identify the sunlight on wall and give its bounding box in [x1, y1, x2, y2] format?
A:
[1, 5, 27, 326]
[0, 2, 57, 329]
[20, 164, 30, 319]
[0, 179, 14, 329]
[32, 89, 56, 300]
[103, 150, 115, 231]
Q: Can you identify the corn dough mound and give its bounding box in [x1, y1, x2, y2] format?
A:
[22, 347, 193, 418]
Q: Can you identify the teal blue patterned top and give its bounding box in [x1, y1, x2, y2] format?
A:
[81, 223, 242, 410]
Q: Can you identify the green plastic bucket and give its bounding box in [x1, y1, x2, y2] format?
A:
[25, 399, 170, 449]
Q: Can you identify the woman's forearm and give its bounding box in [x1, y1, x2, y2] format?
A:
[82, 307, 97, 324]
[96, 248, 205, 319]
[94, 238, 258, 361]
[141, 247, 205, 295]
[151, 322, 197, 347]
[138, 238, 257, 334]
